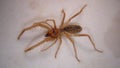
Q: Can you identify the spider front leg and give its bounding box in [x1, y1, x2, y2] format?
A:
[59, 9, 66, 28]
[66, 4, 87, 24]
[74, 34, 103, 53]
[45, 19, 57, 29]
[64, 32, 80, 62]
[25, 37, 53, 52]
[17, 22, 50, 40]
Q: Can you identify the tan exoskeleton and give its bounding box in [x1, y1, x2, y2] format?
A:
[17, 4, 103, 62]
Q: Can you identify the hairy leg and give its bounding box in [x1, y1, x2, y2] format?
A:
[17, 22, 50, 40]
[41, 38, 58, 52]
[59, 9, 66, 28]
[64, 32, 80, 62]
[55, 36, 62, 58]
[24, 37, 53, 52]
[66, 4, 87, 24]
[45, 19, 57, 29]
[73, 34, 103, 53]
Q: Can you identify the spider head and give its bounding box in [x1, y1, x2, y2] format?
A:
[45, 29, 59, 38]
[45, 30, 53, 37]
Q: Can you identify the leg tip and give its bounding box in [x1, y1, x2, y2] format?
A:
[77, 59, 80, 63]
[96, 49, 103, 53]
[75, 56, 80, 62]
[61, 9, 65, 13]
[24, 49, 29, 53]
[84, 4, 87, 6]
[17, 37, 20, 40]
[55, 55, 57, 59]
[77, 58, 80, 63]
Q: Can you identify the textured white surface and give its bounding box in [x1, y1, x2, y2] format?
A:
[0, 0, 120, 68]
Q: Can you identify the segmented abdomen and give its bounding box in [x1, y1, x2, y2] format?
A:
[63, 25, 82, 33]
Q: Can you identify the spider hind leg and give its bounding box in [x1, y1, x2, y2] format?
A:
[74, 34, 103, 53]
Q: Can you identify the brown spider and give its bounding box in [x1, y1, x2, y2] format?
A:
[17, 4, 103, 62]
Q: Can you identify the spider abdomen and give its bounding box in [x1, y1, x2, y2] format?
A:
[63, 25, 82, 33]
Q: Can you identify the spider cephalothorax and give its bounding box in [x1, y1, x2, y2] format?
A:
[18, 4, 103, 62]
[45, 28, 60, 38]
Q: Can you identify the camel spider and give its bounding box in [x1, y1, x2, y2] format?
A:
[17, 4, 103, 62]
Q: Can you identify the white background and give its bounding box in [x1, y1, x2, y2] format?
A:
[0, 0, 120, 68]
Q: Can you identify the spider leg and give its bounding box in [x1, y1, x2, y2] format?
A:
[74, 34, 103, 53]
[55, 36, 62, 58]
[24, 37, 53, 52]
[59, 9, 66, 28]
[17, 22, 50, 40]
[41, 38, 58, 52]
[64, 32, 80, 62]
[66, 4, 87, 24]
[45, 19, 57, 29]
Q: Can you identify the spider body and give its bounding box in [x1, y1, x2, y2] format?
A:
[62, 25, 82, 34]
[18, 4, 103, 62]
[45, 25, 82, 38]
